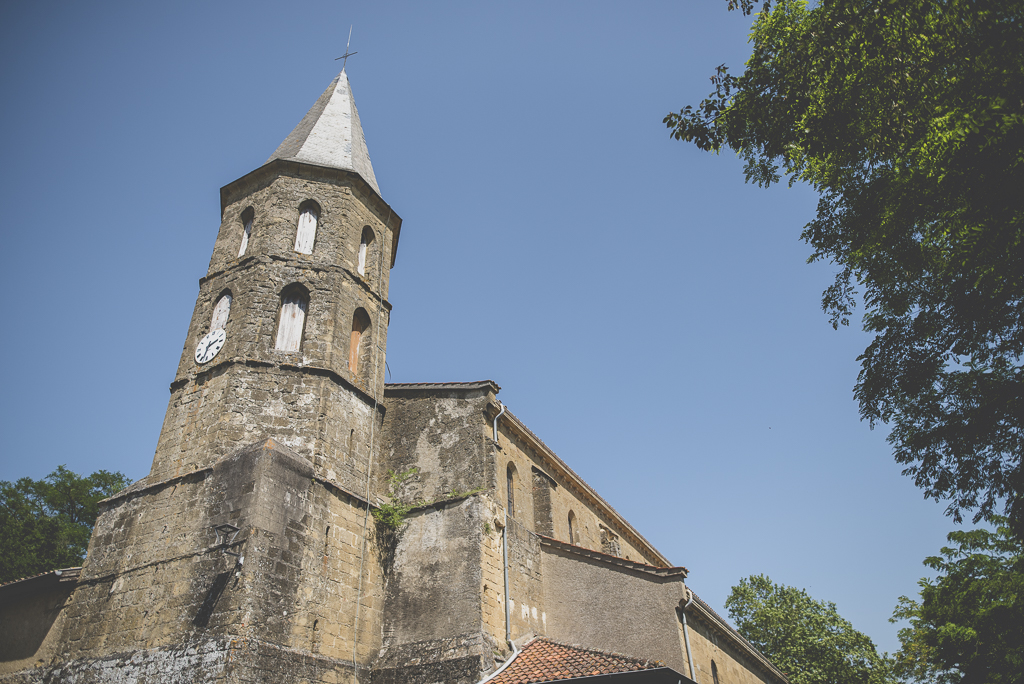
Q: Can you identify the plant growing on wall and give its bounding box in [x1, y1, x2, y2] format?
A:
[372, 467, 419, 530]
[372, 467, 419, 576]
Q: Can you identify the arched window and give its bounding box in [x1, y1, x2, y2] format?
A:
[712, 661, 720, 684]
[294, 201, 320, 254]
[357, 226, 375, 276]
[275, 286, 308, 352]
[349, 308, 371, 374]
[238, 207, 254, 257]
[567, 510, 577, 545]
[506, 464, 517, 518]
[211, 292, 232, 331]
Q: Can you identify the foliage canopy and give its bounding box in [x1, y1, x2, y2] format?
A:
[891, 518, 1024, 684]
[726, 575, 897, 684]
[666, 0, 1024, 534]
[0, 466, 131, 583]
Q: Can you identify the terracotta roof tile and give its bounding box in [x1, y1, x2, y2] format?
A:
[491, 639, 661, 684]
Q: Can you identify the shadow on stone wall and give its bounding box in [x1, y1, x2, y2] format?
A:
[0, 577, 76, 663]
[192, 571, 232, 629]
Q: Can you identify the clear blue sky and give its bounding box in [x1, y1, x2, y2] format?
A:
[1, 0, 960, 656]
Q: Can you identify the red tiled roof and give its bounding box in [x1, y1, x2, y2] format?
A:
[491, 639, 661, 684]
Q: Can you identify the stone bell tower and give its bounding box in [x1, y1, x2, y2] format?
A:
[150, 68, 402, 495]
[41, 70, 403, 683]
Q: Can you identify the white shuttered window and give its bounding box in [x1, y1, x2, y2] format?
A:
[294, 207, 318, 254]
[357, 227, 374, 275]
[357, 241, 368, 275]
[211, 294, 232, 331]
[275, 293, 307, 352]
[238, 217, 252, 257]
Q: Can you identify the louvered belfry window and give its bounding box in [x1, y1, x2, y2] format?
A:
[294, 204, 319, 254]
[211, 294, 232, 331]
[358, 226, 375, 275]
[276, 290, 308, 352]
[238, 216, 253, 257]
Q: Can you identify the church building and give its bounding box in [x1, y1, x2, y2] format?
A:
[0, 70, 788, 684]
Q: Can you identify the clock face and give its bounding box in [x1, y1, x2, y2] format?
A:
[195, 329, 227, 364]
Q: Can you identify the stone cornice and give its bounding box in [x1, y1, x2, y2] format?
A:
[538, 535, 687, 579]
[169, 357, 386, 415]
[199, 254, 393, 312]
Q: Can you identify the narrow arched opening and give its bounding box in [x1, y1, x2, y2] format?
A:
[506, 463, 517, 518]
[349, 307, 371, 374]
[357, 226, 375, 276]
[294, 200, 320, 254]
[275, 285, 309, 352]
[238, 207, 254, 257]
[211, 291, 232, 331]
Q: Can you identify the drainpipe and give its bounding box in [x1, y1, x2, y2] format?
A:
[502, 521, 512, 646]
[477, 428, 521, 684]
[681, 588, 697, 682]
[492, 401, 506, 442]
[478, 520, 521, 682]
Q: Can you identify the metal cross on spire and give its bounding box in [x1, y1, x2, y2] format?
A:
[335, 25, 357, 70]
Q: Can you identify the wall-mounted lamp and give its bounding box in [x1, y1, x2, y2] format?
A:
[211, 523, 243, 558]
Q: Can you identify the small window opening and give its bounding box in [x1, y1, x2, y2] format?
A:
[506, 464, 516, 518]
[211, 292, 232, 331]
[357, 226, 375, 276]
[567, 510, 577, 545]
[294, 202, 320, 254]
[238, 208, 254, 257]
[349, 308, 371, 374]
[712, 661, 720, 684]
[275, 286, 308, 352]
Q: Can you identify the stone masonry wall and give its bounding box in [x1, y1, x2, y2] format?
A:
[540, 544, 689, 674]
[378, 387, 493, 504]
[150, 168, 395, 486]
[492, 420, 660, 566]
[373, 497, 493, 684]
[686, 610, 780, 684]
[24, 440, 385, 684]
[152, 364, 381, 495]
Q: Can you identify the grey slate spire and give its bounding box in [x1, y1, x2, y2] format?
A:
[267, 70, 380, 195]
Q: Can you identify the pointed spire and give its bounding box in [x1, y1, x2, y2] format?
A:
[267, 70, 380, 195]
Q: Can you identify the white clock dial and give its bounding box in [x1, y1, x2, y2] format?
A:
[195, 329, 227, 364]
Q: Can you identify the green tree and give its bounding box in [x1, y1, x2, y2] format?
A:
[665, 0, 1024, 536]
[727, 575, 897, 684]
[891, 518, 1024, 684]
[0, 465, 131, 583]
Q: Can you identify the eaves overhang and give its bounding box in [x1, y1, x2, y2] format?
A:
[539, 535, 688, 579]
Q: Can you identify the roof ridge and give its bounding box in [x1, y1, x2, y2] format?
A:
[534, 638, 661, 667]
[491, 637, 662, 683]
